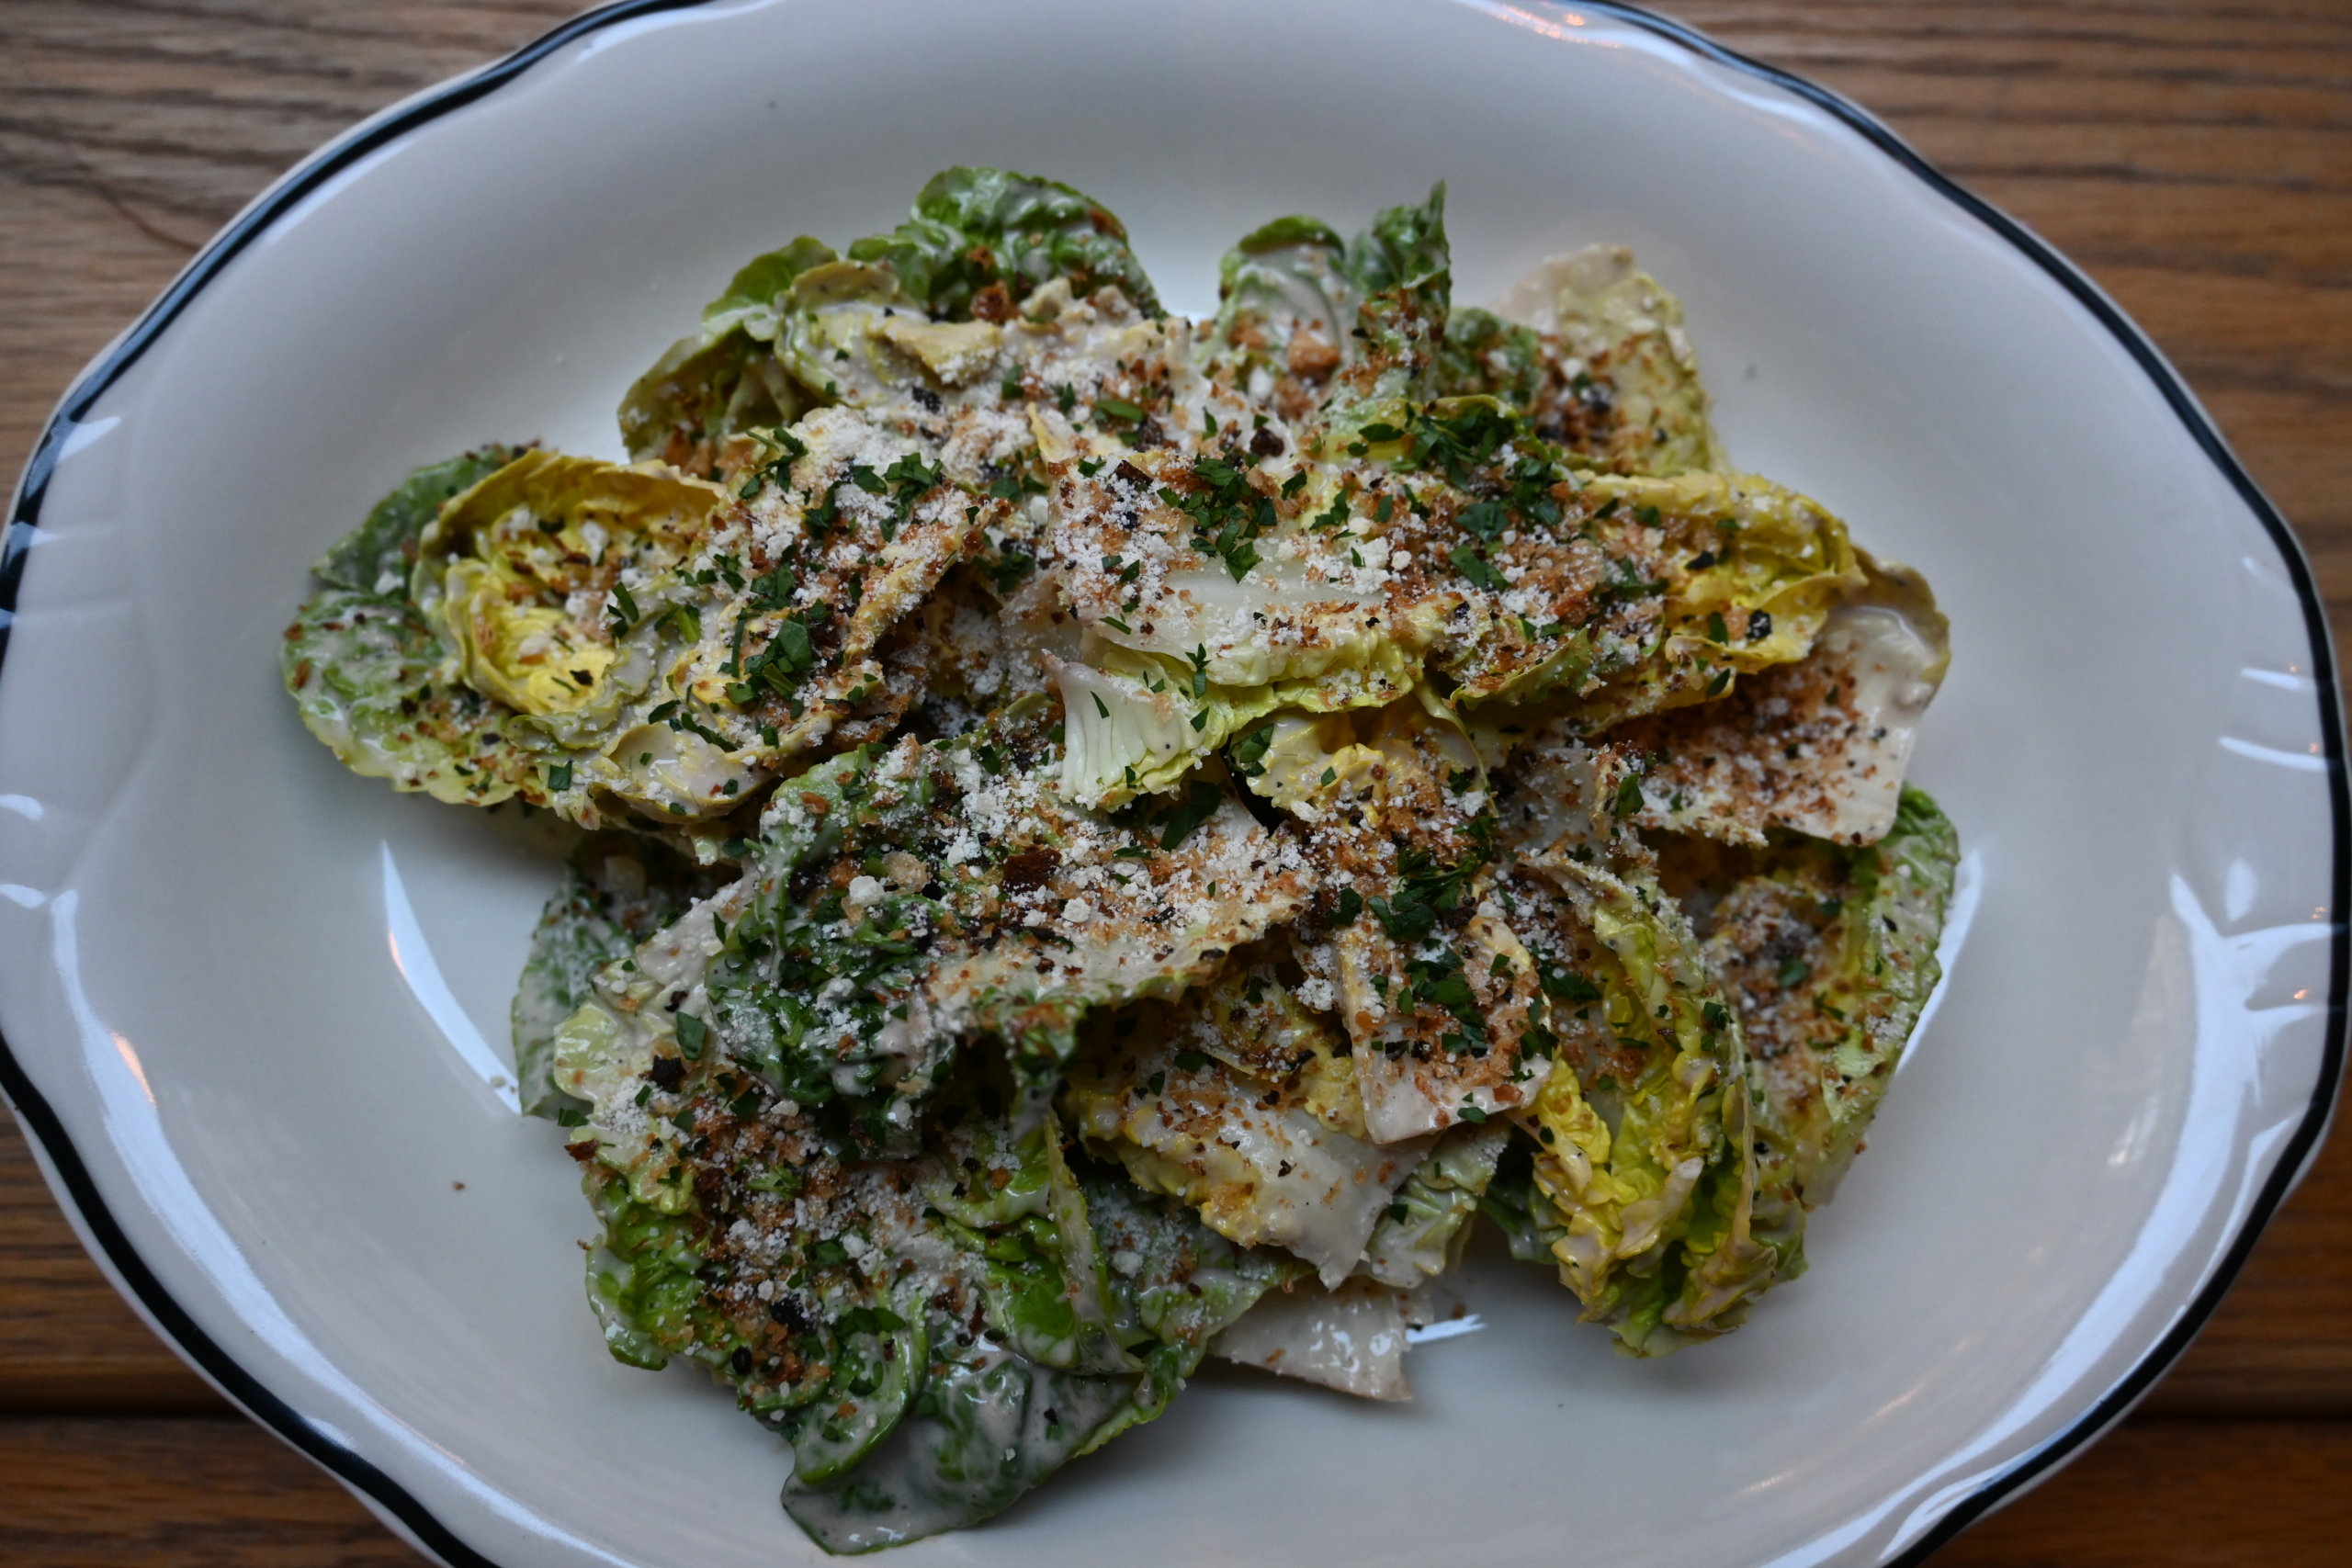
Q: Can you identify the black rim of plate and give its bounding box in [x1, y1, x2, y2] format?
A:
[0, 3, 2343, 1564]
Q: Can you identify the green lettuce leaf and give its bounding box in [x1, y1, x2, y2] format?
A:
[1200, 187, 1450, 448]
[1448, 466, 1866, 723]
[1591, 552, 1950, 847]
[789, 1175, 1273, 1553]
[847, 166, 1162, 321]
[1332, 902, 1551, 1144]
[1433, 308, 1548, 426]
[1199, 215, 1356, 405]
[313, 446, 523, 598]
[704, 237, 844, 342]
[418, 429, 985, 824]
[784, 1348, 1130, 1554]
[913, 1111, 1136, 1376]
[513, 833, 719, 1119]
[576, 713, 1307, 1147]
[704, 742, 961, 1143]
[618, 237, 836, 471]
[1690, 786, 1959, 1204]
[1063, 975, 1424, 1285]
[776, 259, 968, 411]
[1105, 950, 1368, 1132]
[916, 747, 1310, 1087]
[1238, 691, 1554, 1143]
[1082, 1172, 1283, 1353]
[281, 586, 545, 808]
[1361, 1120, 1511, 1287]
[1464, 243, 1726, 476]
[1511, 855, 1804, 1354]
[1315, 185, 1452, 446]
[558, 947, 1273, 1555]
[1057, 642, 1420, 808]
[567, 1019, 1265, 1551]
[286, 450, 567, 810]
[1044, 447, 1439, 807]
[1477, 1139, 1566, 1264]
[412, 448, 729, 727]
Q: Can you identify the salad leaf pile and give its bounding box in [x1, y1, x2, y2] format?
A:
[284, 169, 1960, 1552]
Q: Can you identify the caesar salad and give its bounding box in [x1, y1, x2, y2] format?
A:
[284, 168, 1957, 1553]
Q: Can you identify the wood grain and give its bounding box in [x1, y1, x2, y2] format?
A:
[2, 0, 2348, 1561]
[2, 1415, 2350, 1567]
[0, 1118, 214, 1414]
[0, 1419, 426, 1566]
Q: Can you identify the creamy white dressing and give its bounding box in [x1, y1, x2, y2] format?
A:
[1212, 1278, 1417, 1401]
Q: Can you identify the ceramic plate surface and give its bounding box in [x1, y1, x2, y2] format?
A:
[2, 2, 2342, 1565]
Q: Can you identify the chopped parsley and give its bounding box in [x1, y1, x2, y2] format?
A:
[1152, 780, 1224, 852]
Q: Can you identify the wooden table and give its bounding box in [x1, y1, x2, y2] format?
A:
[3, 1, 2347, 1561]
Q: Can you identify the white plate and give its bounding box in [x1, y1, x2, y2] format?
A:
[2, 3, 2342, 1564]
